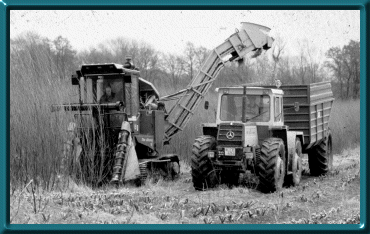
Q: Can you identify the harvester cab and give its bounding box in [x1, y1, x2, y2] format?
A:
[53, 63, 180, 186]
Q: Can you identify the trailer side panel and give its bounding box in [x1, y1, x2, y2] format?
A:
[260, 82, 334, 150]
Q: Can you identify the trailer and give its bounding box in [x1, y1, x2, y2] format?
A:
[263, 81, 334, 151]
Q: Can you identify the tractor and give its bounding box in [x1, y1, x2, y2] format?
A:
[191, 82, 334, 192]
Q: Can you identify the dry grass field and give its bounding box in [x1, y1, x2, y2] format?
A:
[10, 49, 361, 224]
[10, 147, 360, 224]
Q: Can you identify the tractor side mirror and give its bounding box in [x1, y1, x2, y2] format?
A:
[204, 101, 209, 110]
[71, 74, 79, 85]
[294, 102, 300, 112]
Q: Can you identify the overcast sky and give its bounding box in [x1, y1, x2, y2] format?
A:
[10, 10, 360, 60]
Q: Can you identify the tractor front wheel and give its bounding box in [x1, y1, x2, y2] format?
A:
[257, 138, 286, 193]
[191, 136, 219, 191]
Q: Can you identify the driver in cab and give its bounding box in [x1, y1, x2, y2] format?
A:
[246, 96, 260, 115]
[99, 85, 116, 104]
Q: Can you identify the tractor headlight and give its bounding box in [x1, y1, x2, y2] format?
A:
[208, 152, 215, 158]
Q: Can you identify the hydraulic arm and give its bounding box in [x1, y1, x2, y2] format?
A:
[160, 23, 274, 143]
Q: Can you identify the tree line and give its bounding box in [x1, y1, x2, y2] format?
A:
[11, 31, 360, 99]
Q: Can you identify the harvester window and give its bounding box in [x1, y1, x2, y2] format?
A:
[99, 79, 124, 104]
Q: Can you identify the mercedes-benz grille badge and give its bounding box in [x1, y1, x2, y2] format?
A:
[226, 130, 235, 139]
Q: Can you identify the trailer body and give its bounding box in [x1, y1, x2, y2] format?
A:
[261, 82, 334, 151]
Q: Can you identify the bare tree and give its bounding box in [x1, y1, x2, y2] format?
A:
[304, 40, 320, 83]
[53, 36, 77, 80]
[184, 42, 196, 80]
[163, 53, 187, 89]
[270, 36, 286, 83]
[296, 40, 308, 84]
[194, 46, 209, 72]
[325, 40, 360, 99]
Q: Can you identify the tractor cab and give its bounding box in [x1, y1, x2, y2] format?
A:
[215, 86, 284, 127]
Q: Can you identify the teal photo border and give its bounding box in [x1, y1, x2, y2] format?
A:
[1, 1, 368, 233]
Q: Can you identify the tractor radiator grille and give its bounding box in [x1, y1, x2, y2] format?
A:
[217, 123, 243, 147]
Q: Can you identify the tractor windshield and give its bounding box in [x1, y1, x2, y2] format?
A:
[220, 94, 270, 122]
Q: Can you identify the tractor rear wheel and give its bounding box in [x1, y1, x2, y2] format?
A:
[191, 136, 219, 191]
[257, 138, 286, 193]
[308, 132, 333, 176]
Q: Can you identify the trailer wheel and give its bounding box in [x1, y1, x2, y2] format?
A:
[171, 161, 180, 179]
[191, 136, 219, 191]
[290, 138, 302, 186]
[308, 132, 333, 176]
[257, 138, 286, 193]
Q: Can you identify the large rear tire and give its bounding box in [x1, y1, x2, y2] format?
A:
[191, 136, 218, 191]
[308, 132, 333, 176]
[257, 138, 286, 193]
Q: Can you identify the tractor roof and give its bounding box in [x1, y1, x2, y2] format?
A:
[215, 86, 283, 95]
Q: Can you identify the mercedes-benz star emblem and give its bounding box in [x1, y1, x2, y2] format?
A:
[226, 130, 235, 139]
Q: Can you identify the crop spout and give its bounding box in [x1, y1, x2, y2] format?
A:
[240, 22, 274, 50]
